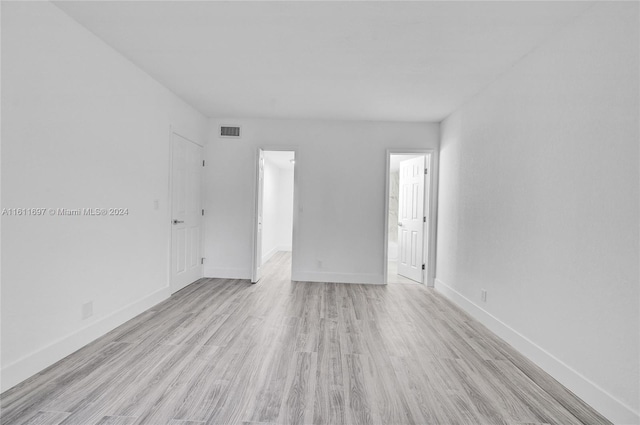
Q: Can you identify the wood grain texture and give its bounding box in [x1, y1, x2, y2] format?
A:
[1, 252, 611, 425]
[22, 411, 70, 425]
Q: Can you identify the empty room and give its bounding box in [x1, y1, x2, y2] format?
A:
[1, 1, 638, 425]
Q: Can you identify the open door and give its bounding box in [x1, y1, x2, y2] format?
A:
[252, 149, 265, 283]
[397, 155, 425, 283]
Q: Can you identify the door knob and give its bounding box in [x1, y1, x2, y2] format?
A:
[173, 219, 184, 224]
[398, 222, 403, 226]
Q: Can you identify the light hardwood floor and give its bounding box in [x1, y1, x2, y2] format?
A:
[1, 252, 611, 425]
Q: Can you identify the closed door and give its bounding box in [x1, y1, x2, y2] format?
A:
[397, 155, 425, 283]
[171, 133, 203, 293]
[252, 149, 265, 283]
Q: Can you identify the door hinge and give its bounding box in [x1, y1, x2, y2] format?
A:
[201, 258, 205, 264]
[423, 216, 426, 222]
[202, 160, 205, 167]
[422, 264, 425, 270]
[425, 168, 428, 174]
[202, 209, 205, 216]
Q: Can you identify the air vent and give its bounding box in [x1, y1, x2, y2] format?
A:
[220, 126, 241, 138]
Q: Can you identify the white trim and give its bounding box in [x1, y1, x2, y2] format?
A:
[0, 287, 170, 392]
[434, 278, 639, 425]
[383, 153, 391, 284]
[205, 267, 251, 280]
[251, 148, 262, 283]
[166, 125, 175, 299]
[384, 149, 438, 287]
[292, 271, 384, 285]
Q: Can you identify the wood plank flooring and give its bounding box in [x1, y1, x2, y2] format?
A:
[1, 252, 611, 425]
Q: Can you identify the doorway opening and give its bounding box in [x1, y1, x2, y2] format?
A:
[386, 152, 432, 285]
[252, 150, 296, 283]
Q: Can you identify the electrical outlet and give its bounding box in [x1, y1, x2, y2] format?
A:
[317, 260, 323, 268]
[82, 301, 93, 319]
[481, 289, 487, 302]
[153, 199, 159, 210]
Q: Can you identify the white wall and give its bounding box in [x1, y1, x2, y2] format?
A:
[1, 2, 207, 391]
[275, 167, 294, 252]
[204, 119, 439, 283]
[261, 156, 294, 263]
[436, 2, 639, 423]
[388, 171, 400, 260]
[261, 157, 280, 262]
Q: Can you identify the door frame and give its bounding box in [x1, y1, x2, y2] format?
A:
[383, 149, 439, 286]
[251, 146, 299, 283]
[168, 127, 205, 293]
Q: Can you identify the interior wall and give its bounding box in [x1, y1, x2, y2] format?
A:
[435, 2, 639, 423]
[204, 119, 439, 283]
[276, 168, 294, 252]
[261, 157, 279, 262]
[388, 171, 400, 260]
[1, 2, 207, 391]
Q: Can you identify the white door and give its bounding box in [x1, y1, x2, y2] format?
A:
[170, 133, 203, 293]
[397, 155, 425, 283]
[252, 149, 265, 283]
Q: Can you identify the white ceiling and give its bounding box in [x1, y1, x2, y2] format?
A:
[54, 1, 592, 122]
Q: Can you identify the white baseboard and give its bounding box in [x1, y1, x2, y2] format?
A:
[292, 271, 384, 285]
[1, 286, 170, 393]
[204, 267, 250, 280]
[434, 278, 639, 425]
[206, 266, 381, 285]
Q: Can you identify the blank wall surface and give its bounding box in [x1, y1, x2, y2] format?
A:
[262, 157, 281, 262]
[1, 1, 206, 391]
[203, 119, 439, 283]
[436, 2, 639, 423]
[276, 169, 294, 252]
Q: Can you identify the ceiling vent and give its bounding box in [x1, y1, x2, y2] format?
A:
[220, 125, 241, 138]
